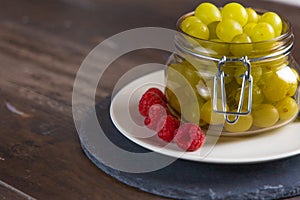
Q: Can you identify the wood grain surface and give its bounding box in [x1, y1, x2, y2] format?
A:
[0, 0, 300, 199]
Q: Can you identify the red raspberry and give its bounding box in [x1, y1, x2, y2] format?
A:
[174, 123, 205, 151]
[157, 115, 180, 142]
[144, 104, 168, 131]
[138, 91, 167, 117]
[145, 88, 166, 101]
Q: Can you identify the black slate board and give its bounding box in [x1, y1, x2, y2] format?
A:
[79, 97, 300, 200]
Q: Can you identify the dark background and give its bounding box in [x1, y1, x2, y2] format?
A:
[0, 0, 299, 199]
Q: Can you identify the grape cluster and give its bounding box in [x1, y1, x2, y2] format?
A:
[180, 2, 283, 56]
[166, 59, 299, 133]
[166, 2, 299, 133]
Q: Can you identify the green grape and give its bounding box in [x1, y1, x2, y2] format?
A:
[194, 2, 221, 25]
[166, 62, 198, 113]
[252, 85, 265, 104]
[181, 99, 205, 124]
[257, 65, 274, 86]
[263, 66, 297, 101]
[250, 22, 275, 42]
[255, 58, 288, 86]
[200, 99, 227, 125]
[287, 81, 298, 97]
[185, 21, 209, 40]
[252, 104, 279, 127]
[181, 61, 201, 86]
[207, 21, 219, 40]
[225, 78, 240, 109]
[167, 63, 184, 78]
[259, 12, 282, 37]
[287, 68, 299, 96]
[246, 8, 259, 23]
[234, 65, 262, 85]
[291, 68, 300, 82]
[235, 85, 264, 105]
[216, 19, 243, 42]
[243, 22, 257, 36]
[251, 66, 263, 83]
[224, 114, 253, 132]
[166, 84, 199, 113]
[195, 78, 212, 100]
[275, 97, 298, 121]
[165, 87, 181, 113]
[225, 77, 240, 94]
[257, 13, 261, 21]
[207, 39, 230, 56]
[223, 66, 235, 84]
[166, 62, 186, 89]
[230, 33, 253, 57]
[180, 16, 201, 32]
[221, 2, 248, 26]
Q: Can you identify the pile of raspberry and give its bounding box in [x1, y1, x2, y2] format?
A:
[138, 87, 205, 151]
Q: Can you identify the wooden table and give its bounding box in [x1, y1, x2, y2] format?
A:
[0, 0, 300, 199]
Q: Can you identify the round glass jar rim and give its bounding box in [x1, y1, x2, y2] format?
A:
[176, 9, 293, 45]
[175, 9, 294, 62]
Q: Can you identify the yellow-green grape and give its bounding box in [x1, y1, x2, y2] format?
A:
[243, 22, 257, 36]
[259, 12, 282, 37]
[166, 63, 186, 89]
[275, 97, 298, 121]
[181, 99, 206, 124]
[263, 67, 297, 102]
[207, 21, 219, 40]
[223, 66, 235, 84]
[234, 65, 262, 85]
[208, 39, 230, 56]
[235, 85, 264, 105]
[252, 59, 287, 87]
[256, 57, 288, 80]
[225, 78, 240, 109]
[181, 61, 201, 86]
[195, 78, 212, 100]
[165, 85, 199, 114]
[257, 13, 261, 21]
[250, 22, 275, 42]
[287, 81, 298, 97]
[185, 21, 209, 40]
[287, 68, 299, 96]
[167, 63, 184, 78]
[225, 77, 240, 94]
[216, 19, 243, 42]
[252, 104, 279, 127]
[221, 2, 248, 26]
[200, 99, 228, 125]
[257, 66, 274, 86]
[230, 33, 253, 57]
[194, 2, 221, 25]
[224, 114, 253, 132]
[246, 8, 259, 23]
[180, 16, 201, 32]
[251, 66, 263, 83]
[165, 87, 181, 113]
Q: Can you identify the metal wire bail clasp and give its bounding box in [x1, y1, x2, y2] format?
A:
[213, 56, 253, 124]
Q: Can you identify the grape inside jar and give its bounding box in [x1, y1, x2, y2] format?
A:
[165, 2, 300, 134]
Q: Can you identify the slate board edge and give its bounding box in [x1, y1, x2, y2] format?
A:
[80, 140, 300, 200]
[77, 97, 300, 200]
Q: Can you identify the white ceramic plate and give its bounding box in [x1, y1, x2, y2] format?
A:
[110, 70, 300, 163]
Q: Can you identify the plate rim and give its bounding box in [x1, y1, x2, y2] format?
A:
[110, 70, 300, 164]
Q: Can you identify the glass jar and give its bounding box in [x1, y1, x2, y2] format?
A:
[165, 11, 300, 135]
